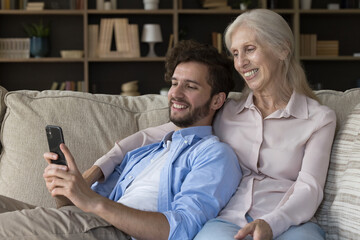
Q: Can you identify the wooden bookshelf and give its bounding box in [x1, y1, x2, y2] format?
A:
[0, 0, 359, 94]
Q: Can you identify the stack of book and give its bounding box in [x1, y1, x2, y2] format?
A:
[26, 2, 44, 10]
[317, 40, 339, 56]
[212, 32, 223, 54]
[201, 0, 230, 9]
[89, 18, 140, 58]
[50, 81, 85, 91]
[300, 34, 317, 56]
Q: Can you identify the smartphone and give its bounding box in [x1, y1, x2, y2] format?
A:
[45, 125, 67, 166]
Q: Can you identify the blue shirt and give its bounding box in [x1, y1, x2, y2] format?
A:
[92, 126, 241, 239]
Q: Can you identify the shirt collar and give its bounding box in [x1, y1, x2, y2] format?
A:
[161, 126, 213, 146]
[282, 91, 308, 119]
[235, 91, 309, 119]
[234, 91, 254, 114]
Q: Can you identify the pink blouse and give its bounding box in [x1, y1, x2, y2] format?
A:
[95, 91, 336, 237]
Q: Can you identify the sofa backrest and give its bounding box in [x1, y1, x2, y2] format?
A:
[0, 90, 169, 207]
[0, 88, 359, 211]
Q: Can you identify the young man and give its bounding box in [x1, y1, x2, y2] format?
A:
[0, 40, 241, 240]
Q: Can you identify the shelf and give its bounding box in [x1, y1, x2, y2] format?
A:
[87, 9, 175, 15]
[178, 9, 245, 14]
[0, 58, 84, 62]
[88, 57, 166, 62]
[0, 0, 359, 93]
[300, 56, 360, 61]
[299, 9, 360, 14]
[0, 10, 85, 15]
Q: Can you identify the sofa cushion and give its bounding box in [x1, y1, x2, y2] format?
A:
[316, 89, 360, 131]
[0, 90, 169, 207]
[316, 102, 360, 239]
[0, 86, 7, 132]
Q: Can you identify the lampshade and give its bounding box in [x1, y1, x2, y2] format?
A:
[141, 24, 163, 43]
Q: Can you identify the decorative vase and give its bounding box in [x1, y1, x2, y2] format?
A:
[300, 0, 312, 9]
[30, 37, 49, 58]
[143, 0, 159, 10]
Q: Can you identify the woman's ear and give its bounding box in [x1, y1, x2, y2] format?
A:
[279, 42, 290, 60]
[211, 92, 226, 111]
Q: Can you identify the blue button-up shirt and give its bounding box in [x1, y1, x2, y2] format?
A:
[92, 126, 241, 239]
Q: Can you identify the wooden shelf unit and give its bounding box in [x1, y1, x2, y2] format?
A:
[0, 0, 359, 94]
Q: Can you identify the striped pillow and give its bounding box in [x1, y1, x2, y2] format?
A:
[316, 102, 360, 239]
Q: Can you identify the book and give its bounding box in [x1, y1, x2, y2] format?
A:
[217, 32, 222, 53]
[26, 2, 44, 10]
[98, 18, 114, 57]
[129, 24, 140, 57]
[167, 34, 174, 54]
[98, 18, 140, 58]
[65, 81, 76, 91]
[88, 24, 99, 58]
[201, 0, 227, 8]
[316, 40, 339, 56]
[76, 0, 84, 9]
[114, 18, 130, 52]
[58, 82, 66, 90]
[77, 81, 85, 91]
[310, 34, 317, 56]
[212, 32, 218, 49]
[50, 81, 59, 90]
[300, 34, 316, 56]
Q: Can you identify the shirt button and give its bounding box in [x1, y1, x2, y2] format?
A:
[128, 175, 134, 180]
[184, 140, 188, 144]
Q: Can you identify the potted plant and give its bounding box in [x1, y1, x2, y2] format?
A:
[239, 0, 251, 10]
[23, 20, 50, 58]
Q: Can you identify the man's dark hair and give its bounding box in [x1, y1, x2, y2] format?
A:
[165, 39, 235, 97]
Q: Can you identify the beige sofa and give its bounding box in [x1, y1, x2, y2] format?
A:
[0, 86, 359, 239]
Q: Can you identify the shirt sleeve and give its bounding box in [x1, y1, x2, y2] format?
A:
[162, 141, 242, 240]
[261, 109, 337, 237]
[94, 122, 176, 180]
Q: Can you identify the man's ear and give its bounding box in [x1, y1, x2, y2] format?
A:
[211, 92, 226, 111]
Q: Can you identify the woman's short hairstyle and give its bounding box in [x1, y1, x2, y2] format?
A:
[224, 9, 317, 101]
[165, 39, 235, 97]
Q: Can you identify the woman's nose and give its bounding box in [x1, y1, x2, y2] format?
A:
[235, 53, 249, 69]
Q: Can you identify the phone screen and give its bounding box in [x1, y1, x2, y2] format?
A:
[45, 125, 67, 165]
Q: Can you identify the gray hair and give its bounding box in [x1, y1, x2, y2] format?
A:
[224, 9, 317, 102]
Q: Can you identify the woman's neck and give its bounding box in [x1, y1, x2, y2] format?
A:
[253, 91, 288, 118]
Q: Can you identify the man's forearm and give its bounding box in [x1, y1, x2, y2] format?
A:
[82, 165, 104, 186]
[90, 196, 170, 240]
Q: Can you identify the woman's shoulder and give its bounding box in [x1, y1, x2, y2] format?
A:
[306, 95, 336, 122]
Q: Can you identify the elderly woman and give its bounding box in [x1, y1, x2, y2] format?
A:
[84, 9, 336, 240]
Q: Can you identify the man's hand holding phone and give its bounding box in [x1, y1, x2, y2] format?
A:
[45, 125, 67, 166]
[43, 127, 99, 211]
[44, 125, 72, 207]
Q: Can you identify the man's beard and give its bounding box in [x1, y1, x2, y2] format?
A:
[169, 97, 212, 128]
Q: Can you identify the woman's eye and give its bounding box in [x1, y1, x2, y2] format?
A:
[246, 47, 255, 53]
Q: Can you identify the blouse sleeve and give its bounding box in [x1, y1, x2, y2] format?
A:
[94, 122, 176, 180]
[261, 109, 336, 237]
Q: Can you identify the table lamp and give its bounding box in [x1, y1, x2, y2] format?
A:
[141, 24, 163, 57]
